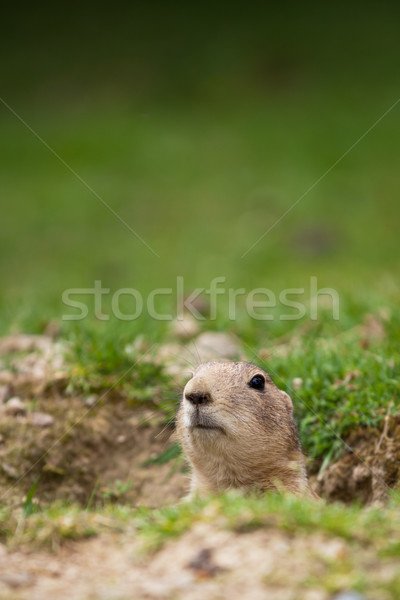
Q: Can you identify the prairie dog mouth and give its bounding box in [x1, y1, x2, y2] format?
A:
[188, 412, 225, 433]
[191, 423, 225, 432]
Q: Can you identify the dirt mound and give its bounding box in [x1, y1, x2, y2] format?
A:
[0, 392, 187, 507]
[0, 334, 187, 507]
[316, 415, 400, 504]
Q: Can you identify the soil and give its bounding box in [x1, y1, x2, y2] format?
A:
[315, 416, 400, 504]
[0, 392, 187, 508]
[0, 334, 188, 508]
[0, 524, 373, 600]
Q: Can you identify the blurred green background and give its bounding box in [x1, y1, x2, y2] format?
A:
[1, 1, 400, 344]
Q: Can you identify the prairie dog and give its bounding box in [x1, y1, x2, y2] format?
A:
[176, 361, 311, 497]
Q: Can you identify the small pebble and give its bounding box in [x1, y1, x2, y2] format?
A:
[1, 462, 19, 479]
[85, 395, 98, 408]
[30, 412, 55, 427]
[4, 397, 26, 416]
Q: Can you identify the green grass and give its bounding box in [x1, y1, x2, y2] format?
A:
[0, 500, 133, 551]
[1, 490, 399, 554]
[258, 315, 400, 460]
[133, 491, 400, 552]
[65, 325, 170, 401]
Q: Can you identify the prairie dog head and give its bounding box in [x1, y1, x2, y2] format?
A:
[176, 361, 308, 496]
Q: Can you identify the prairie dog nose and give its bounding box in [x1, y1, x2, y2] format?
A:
[184, 376, 212, 406]
[185, 391, 211, 405]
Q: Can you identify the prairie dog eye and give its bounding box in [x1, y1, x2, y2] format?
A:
[248, 374, 265, 390]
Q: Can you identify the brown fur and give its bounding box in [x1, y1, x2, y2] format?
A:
[176, 361, 311, 498]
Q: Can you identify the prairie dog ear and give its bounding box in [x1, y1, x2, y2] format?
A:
[281, 391, 294, 414]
